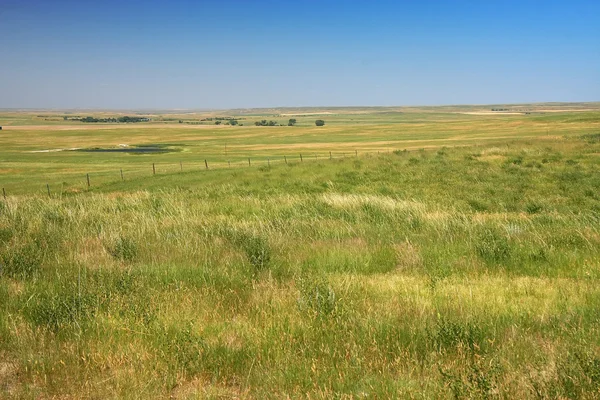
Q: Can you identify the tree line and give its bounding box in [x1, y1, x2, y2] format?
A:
[71, 116, 150, 123]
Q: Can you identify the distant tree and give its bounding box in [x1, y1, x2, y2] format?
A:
[255, 120, 277, 126]
[215, 121, 222, 125]
[63, 116, 68, 121]
[288, 118, 297, 126]
[230, 119, 238, 126]
[178, 120, 183, 123]
[315, 120, 325, 126]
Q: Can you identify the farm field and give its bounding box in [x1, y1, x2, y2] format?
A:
[1, 106, 600, 398]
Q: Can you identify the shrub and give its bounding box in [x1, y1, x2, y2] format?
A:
[255, 120, 279, 126]
[315, 120, 325, 126]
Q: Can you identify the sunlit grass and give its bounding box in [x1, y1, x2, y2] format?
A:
[0, 109, 599, 397]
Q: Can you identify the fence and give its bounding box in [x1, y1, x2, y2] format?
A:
[1, 149, 396, 199]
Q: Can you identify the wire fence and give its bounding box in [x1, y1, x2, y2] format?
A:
[2, 149, 395, 199]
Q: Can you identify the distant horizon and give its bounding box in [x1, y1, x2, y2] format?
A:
[1, 100, 599, 114]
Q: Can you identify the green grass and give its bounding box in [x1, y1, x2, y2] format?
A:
[0, 108, 600, 398]
[1, 107, 599, 195]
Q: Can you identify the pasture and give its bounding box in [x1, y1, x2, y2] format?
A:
[1, 106, 599, 398]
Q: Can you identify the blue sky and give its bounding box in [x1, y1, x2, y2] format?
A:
[0, 0, 598, 109]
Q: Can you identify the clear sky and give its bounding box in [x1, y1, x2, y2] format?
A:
[0, 0, 598, 109]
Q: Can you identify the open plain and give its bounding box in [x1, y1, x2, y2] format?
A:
[1, 104, 600, 398]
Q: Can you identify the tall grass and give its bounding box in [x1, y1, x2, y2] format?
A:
[0, 137, 599, 398]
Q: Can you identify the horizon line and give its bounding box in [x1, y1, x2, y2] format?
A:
[1, 100, 599, 113]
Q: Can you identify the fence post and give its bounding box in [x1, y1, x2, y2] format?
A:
[248, 157, 251, 167]
[120, 169, 124, 181]
[268, 158, 270, 167]
[47, 184, 51, 197]
[205, 159, 209, 169]
[2, 188, 5, 200]
[228, 161, 231, 168]
[180, 161, 183, 171]
[284, 156, 287, 164]
[355, 150, 358, 157]
[86, 173, 90, 188]
[329, 151, 332, 160]
[153, 163, 156, 175]
[300, 154, 303, 162]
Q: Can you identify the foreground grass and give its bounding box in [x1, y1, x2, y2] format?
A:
[1, 134, 599, 398]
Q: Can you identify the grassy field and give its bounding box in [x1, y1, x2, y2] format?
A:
[1, 106, 600, 195]
[1, 106, 600, 398]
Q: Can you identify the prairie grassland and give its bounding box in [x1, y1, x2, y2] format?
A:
[0, 110, 600, 398]
[1, 110, 599, 194]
